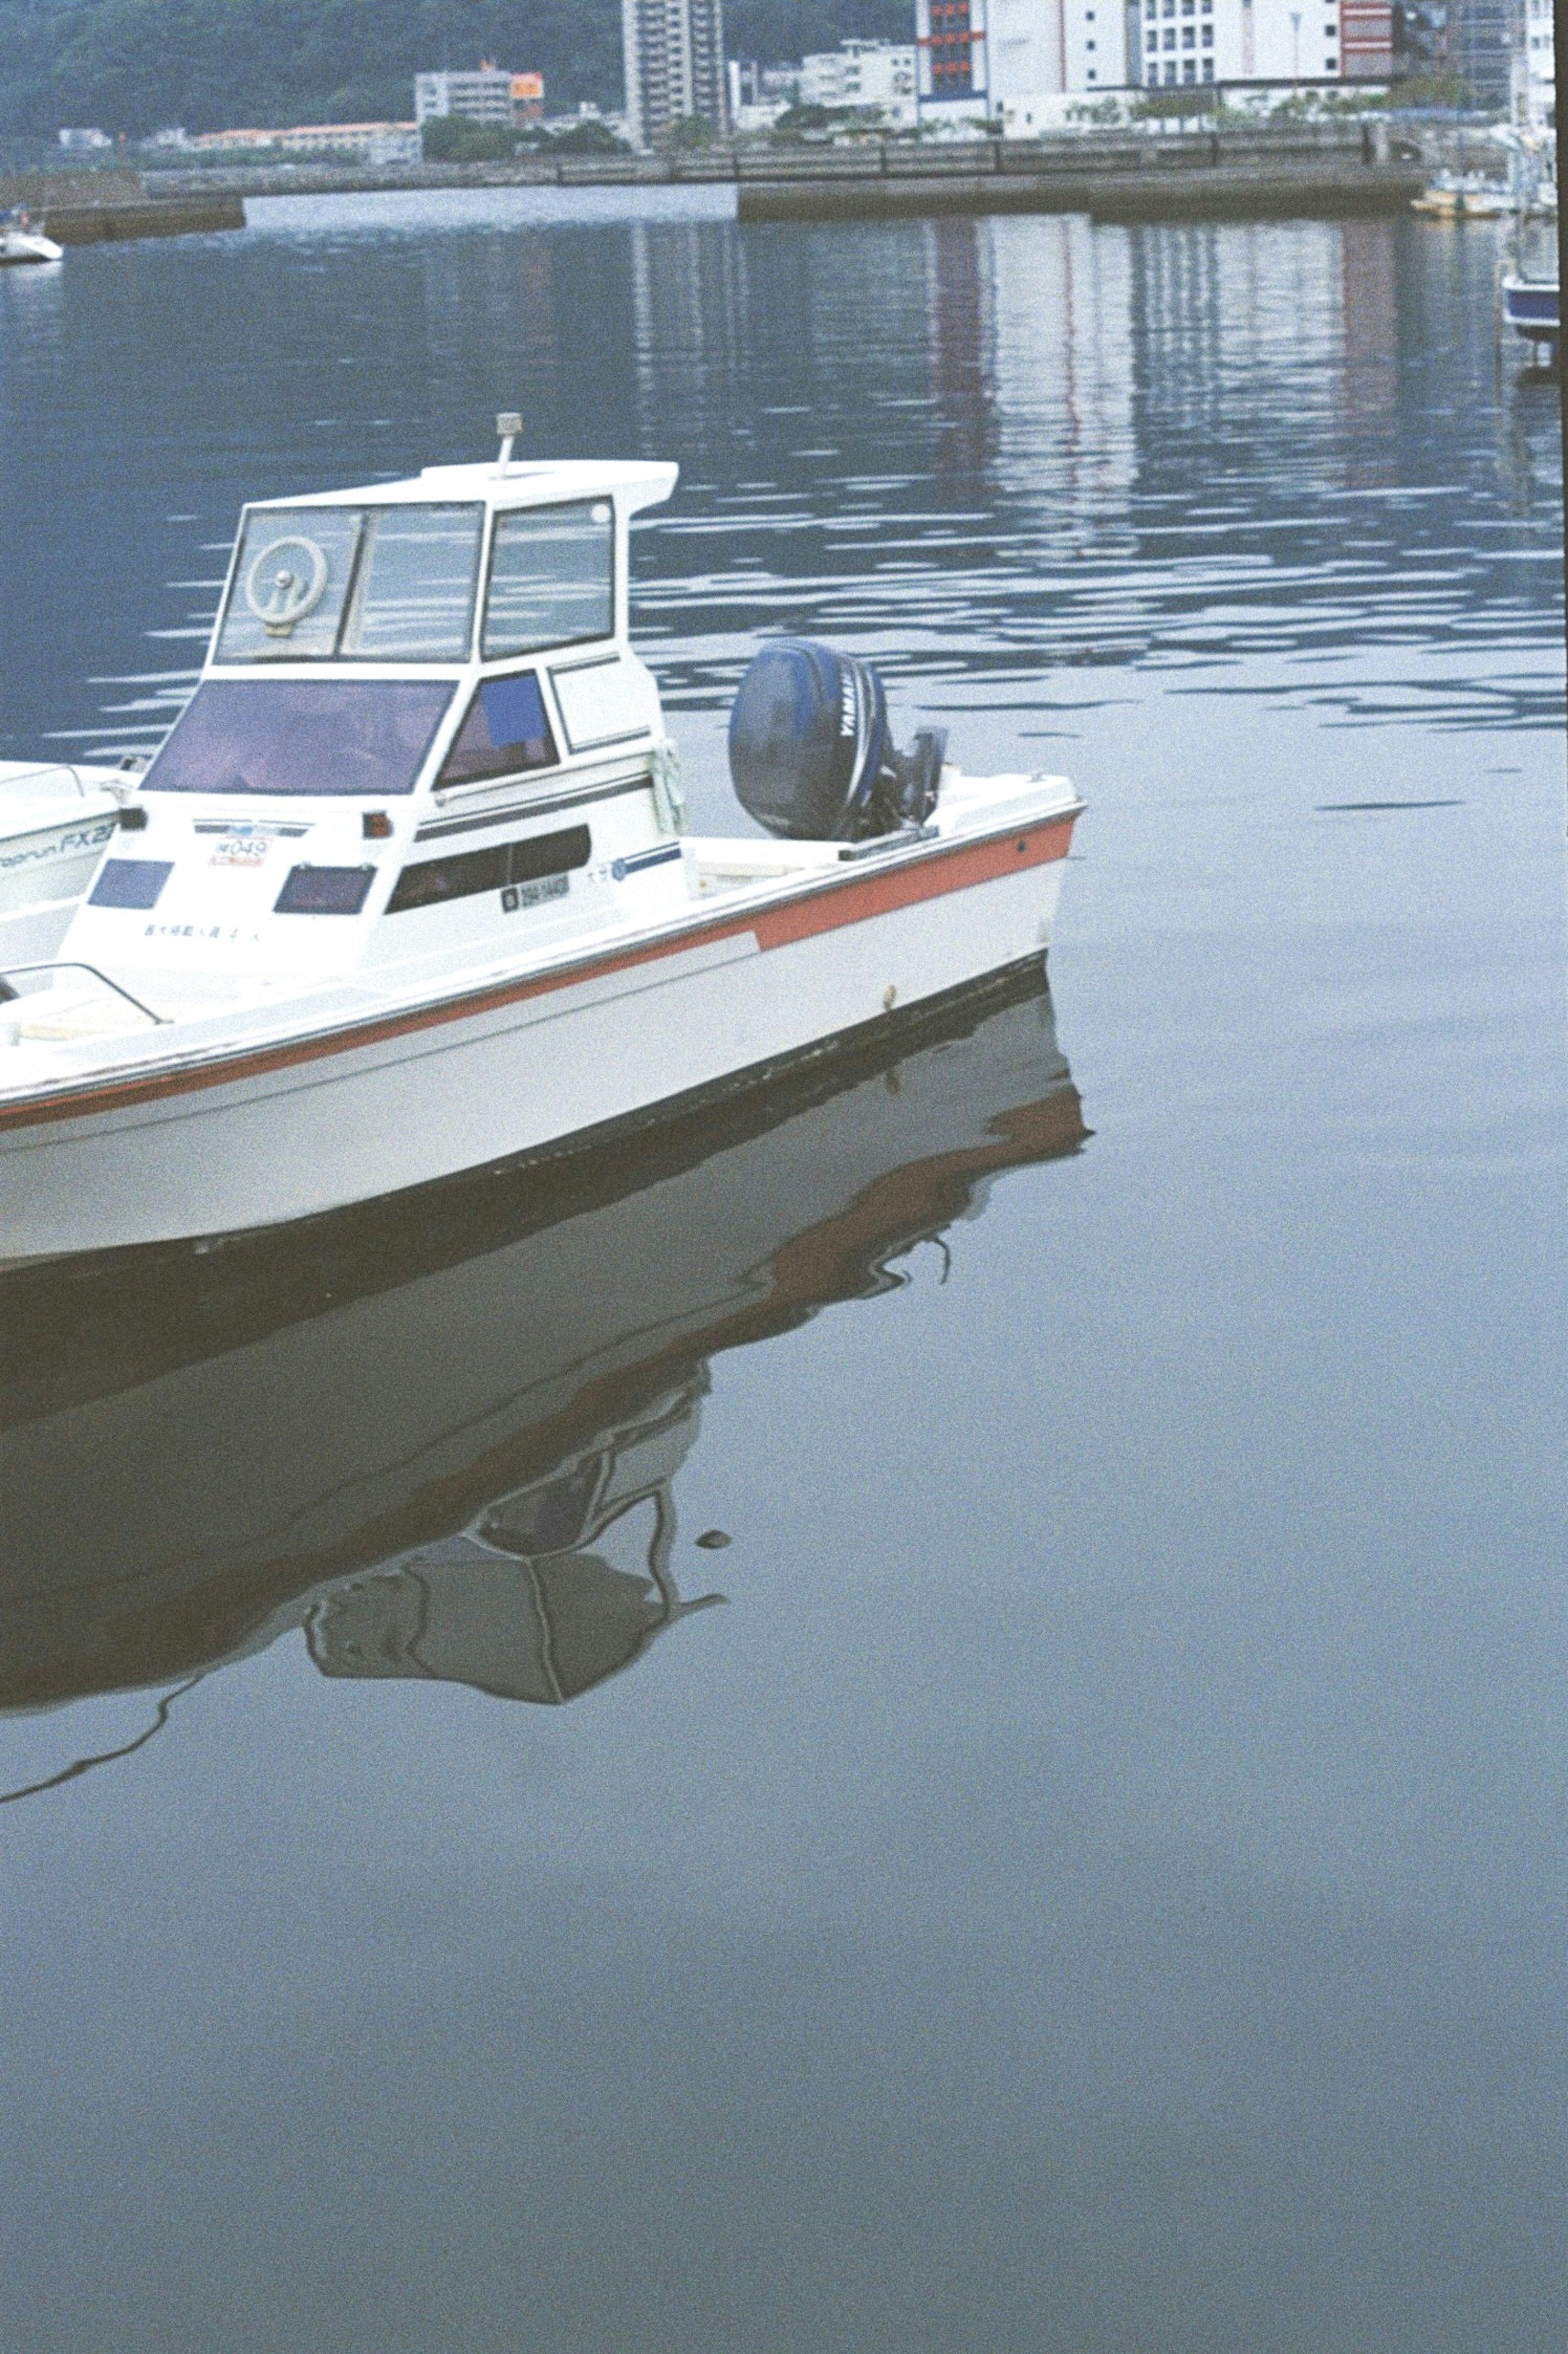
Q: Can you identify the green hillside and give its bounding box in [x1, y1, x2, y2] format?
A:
[0, 0, 913, 138]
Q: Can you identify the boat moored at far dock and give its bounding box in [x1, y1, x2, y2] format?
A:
[0, 425, 1082, 1264]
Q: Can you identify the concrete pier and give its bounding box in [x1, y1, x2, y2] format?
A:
[0, 172, 244, 245]
[137, 120, 1426, 226]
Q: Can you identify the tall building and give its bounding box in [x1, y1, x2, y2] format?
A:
[1442, 0, 1511, 104]
[916, 0, 1390, 102]
[1127, 0, 1389, 85]
[1513, 0, 1555, 126]
[621, 0, 730, 147]
[915, 0, 1127, 116]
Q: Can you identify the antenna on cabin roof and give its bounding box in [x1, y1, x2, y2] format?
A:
[495, 412, 522, 474]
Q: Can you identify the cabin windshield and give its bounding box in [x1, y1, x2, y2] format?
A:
[214, 504, 483, 664]
[143, 680, 454, 797]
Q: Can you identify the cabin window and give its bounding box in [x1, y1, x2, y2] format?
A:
[437, 673, 558, 788]
[483, 502, 614, 660]
[143, 680, 454, 797]
[88, 858, 173, 910]
[386, 824, 591, 914]
[274, 864, 376, 915]
[214, 504, 483, 664]
[339, 508, 483, 659]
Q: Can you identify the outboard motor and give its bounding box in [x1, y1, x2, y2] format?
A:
[728, 639, 947, 843]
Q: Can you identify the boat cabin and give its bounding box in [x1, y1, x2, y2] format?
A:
[60, 453, 686, 1003]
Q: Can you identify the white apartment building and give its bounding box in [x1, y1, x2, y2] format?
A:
[800, 39, 920, 121]
[916, 0, 1383, 107]
[414, 69, 516, 126]
[915, 0, 1125, 118]
[1513, 0, 1555, 128]
[1133, 0, 1347, 85]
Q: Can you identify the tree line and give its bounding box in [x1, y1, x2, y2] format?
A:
[0, 0, 912, 138]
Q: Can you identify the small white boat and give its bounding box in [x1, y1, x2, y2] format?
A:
[0, 762, 122, 965]
[0, 216, 64, 265]
[0, 424, 1082, 1264]
[1412, 172, 1515, 219]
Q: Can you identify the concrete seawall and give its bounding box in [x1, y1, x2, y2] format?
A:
[40, 196, 246, 244]
[739, 158, 1424, 223]
[0, 172, 244, 245]
[3, 124, 1431, 237]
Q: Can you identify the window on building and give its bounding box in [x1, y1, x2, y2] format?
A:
[1147, 27, 1158, 47]
[1182, 53, 1196, 75]
[1163, 26, 1176, 45]
[1163, 56, 1178, 78]
[1201, 53, 1215, 74]
[1183, 23, 1195, 42]
[1087, 37, 1096, 47]
[1202, 22, 1214, 42]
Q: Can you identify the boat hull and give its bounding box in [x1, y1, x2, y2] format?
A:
[0, 817, 1072, 1261]
[0, 231, 64, 265]
[1501, 274, 1560, 350]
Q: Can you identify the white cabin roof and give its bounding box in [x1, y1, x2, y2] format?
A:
[249, 459, 679, 517]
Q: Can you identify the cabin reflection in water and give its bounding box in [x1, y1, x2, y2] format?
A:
[0, 967, 1087, 1758]
[306, 1379, 723, 1706]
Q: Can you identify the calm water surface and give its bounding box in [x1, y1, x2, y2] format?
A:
[0, 194, 1564, 2352]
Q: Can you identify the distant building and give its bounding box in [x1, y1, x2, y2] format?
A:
[1390, 0, 1510, 101]
[1130, 0, 1387, 86]
[915, 0, 1127, 114]
[727, 63, 786, 132]
[186, 122, 421, 162]
[1513, 0, 1555, 125]
[799, 39, 919, 122]
[56, 127, 112, 149]
[512, 72, 546, 123]
[414, 68, 516, 127]
[915, 0, 1389, 108]
[621, 0, 729, 147]
[1440, 0, 1510, 105]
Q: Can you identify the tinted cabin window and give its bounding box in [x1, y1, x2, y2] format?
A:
[437, 674, 558, 788]
[274, 864, 376, 915]
[89, 858, 173, 910]
[483, 502, 613, 659]
[143, 681, 453, 797]
[388, 824, 590, 914]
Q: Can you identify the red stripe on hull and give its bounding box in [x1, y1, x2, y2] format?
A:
[0, 813, 1077, 1134]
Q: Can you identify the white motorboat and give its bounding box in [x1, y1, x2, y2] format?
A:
[0, 422, 1082, 1264]
[0, 761, 122, 965]
[0, 216, 63, 265]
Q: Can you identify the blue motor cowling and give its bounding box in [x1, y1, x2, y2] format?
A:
[728, 639, 944, 843]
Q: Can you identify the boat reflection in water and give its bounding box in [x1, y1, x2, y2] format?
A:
[0, 965, 1085, 1766]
